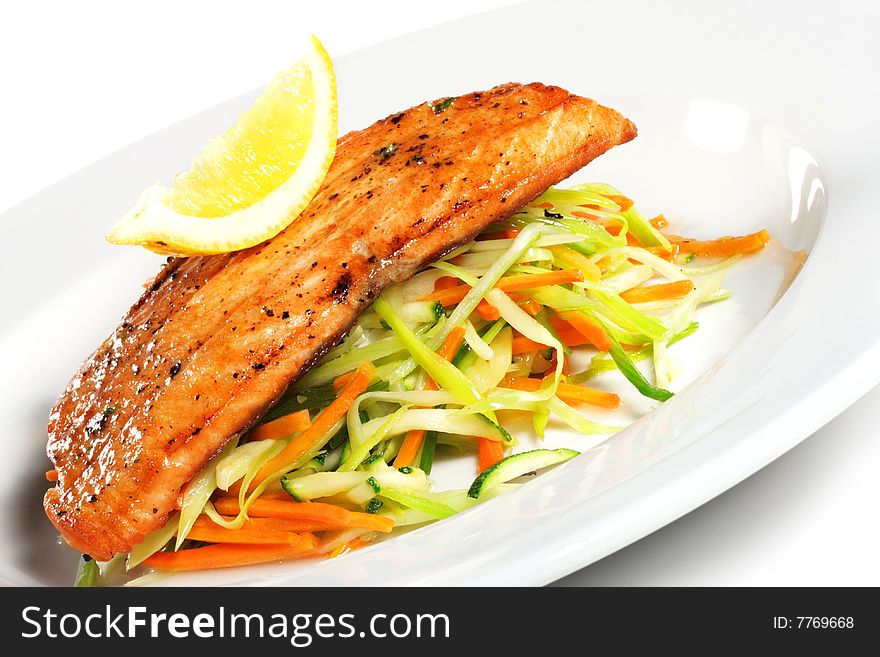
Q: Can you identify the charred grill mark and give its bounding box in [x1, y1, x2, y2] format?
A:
[330, 273, 352, 303]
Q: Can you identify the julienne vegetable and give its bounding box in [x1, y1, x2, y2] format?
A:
[80, 183, 770, 585]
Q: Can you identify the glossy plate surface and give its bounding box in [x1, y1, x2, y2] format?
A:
[1, 0, 877, 585]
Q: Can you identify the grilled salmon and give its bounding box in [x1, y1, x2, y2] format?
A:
[45, 82, 636, 560]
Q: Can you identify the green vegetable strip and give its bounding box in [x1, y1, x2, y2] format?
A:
[295, 336, 405, 389]
[176, 439, 236, 548]
[379, 488, 457, 519]
[431, 222, 544, 347]
[127, 513, 179, 569]
[75, 556, 99, 587]
[606, 332, 674, 401]
[572, 322, 699, 382]
[419, 431, 438, 474]
[373, 296, 484, 408]
[338, 406, 410, 472]
[589, 290, 670, 341]
[455, 319, 507, 369]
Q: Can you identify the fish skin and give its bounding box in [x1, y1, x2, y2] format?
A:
[44, 82, 636, 560]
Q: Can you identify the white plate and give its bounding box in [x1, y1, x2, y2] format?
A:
[1, 0, 878, 586]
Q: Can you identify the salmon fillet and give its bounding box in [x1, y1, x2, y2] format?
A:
[45, 82, 636, 560]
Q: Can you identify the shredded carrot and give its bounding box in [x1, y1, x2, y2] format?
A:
[195, 515, 340, 533]
[642, 244, 679, 261]
[434, 276, 461, 291]
[512, 334, 546, 355]
[619, 279, 695, 304]
[45, 469, 58, 482]
[669, 229, 770, 257]
[249, 409, 311, 441]
[347, 512, 395, 533]
[607, 194, 634, 212]
[571, 210, 603, 222]
[423, 269, 584, 306]
[519, 298, 542, 316]
[183, 524, 311, 545]
[477, 438, 505, 473]
[625, 232, 644, 247]
[498, 229, 520, 239]
[394, 327, 465, 467]
[510, 324, 593, 355]
[555, 312, 612, 352]
[213, 498, 353, 527]
[501, 376, 620, 409]
[144, 539, 318, 571]
[252, 362, 374, 486]
[650, 214, 669, 229]
[534, 202, 554, 209]
[393, 429, 427, 469]
[547, 246, 601, 282]
[436, 326, 466, 361]
[475, 299, 500, 320]
[337, 537, 368, 555]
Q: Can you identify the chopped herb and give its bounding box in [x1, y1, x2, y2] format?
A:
[543, 208, 564, 219]
[102, 405, 117, 417]
[373, 143, 397, 162]
[397, 466, 414, 474]
[366, 498, 384, 514]
[429, 97, 455, 113]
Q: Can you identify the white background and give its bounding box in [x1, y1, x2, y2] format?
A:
[2, 0, 877, 586]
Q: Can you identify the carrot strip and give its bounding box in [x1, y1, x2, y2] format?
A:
[475, 299, 500, 321]
[434, 276, 461, 291]
[548, 246, 601, 282]
[512, 334, 547, 355]
[519, 299, 542, 316]
[249, 409, 311, 441]
[501, 376, 620, 409]
[607, 194, 634, 212]
[625, 232, 644, 247]
[393, 429, 426, 469]
[195, 515, 340, 533]
[213, 498, 353, 526]
[477, 438, 505, 473]
[556, 312, 612, 352]
[571, 210, 604, 222]
[394, 327, 464, 467]
[436, 326, 466, 361]
[619, 279, 695, 304]
[144, 540, 317, 571]
[423, 269, 584, 306]
[669, 229, 770, 257]
[650, 214, 669, 229]
[183, 525, 310, 545]
[253, 362, 374, 486]
[510, 323, 595, 355]
[45, 469, 58, 482]
[642, 244, 678, 261]
[347, 512, 395, 533]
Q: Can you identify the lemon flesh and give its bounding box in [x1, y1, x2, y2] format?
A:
[106, 35, 337, 256]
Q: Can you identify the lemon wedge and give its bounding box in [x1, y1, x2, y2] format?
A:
[106, 35, 337, 256]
